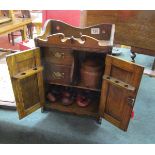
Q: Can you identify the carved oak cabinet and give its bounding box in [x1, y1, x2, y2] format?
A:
[6, 20, 144, 131]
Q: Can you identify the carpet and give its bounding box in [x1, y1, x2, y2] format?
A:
[0, 35, 21, 50]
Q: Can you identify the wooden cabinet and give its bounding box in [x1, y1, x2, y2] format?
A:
[82, 10, 155, 53]
[6, 20, 144, 131]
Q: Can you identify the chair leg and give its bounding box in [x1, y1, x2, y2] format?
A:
[11, 32, 15, 45]
[152, 58, 155, 70]
[27, 24, 33, 39]
[8, 34, 11, 43]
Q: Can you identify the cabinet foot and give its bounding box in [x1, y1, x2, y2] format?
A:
[41, 107, 45, 113]
[96, 117, 102, 125]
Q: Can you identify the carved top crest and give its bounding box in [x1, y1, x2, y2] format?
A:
[35, 20, 115, 51]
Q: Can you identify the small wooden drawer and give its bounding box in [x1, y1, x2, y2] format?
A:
[44, 47, 74, 65]
[45, 62, 74, 85]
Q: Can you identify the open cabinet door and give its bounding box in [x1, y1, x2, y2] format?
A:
[99, 55, 144, 131]
[6, 48, 45, 119]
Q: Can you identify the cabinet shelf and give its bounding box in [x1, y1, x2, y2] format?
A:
[45, 101, 99, 117]
[47, 82, 101, 92]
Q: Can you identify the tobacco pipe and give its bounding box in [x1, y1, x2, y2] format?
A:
[61, 90, 73, 106]
[61, 97, 73, 106]
[76, 95, 90, 107]
[47, 92, 57, 103]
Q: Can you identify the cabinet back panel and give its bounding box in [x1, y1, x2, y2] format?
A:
[51, 20, 112, 40]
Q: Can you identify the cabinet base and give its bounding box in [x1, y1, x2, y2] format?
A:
[96, 116, 102, 124]
[43, 102, 101, 124]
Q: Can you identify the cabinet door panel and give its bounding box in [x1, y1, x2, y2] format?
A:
[6, 48, 45, 119]
[99, 55, 144, 131]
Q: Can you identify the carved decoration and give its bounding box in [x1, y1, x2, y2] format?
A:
[35, 20, 115, 52]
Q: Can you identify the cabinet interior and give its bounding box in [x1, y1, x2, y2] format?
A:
[40, 47, 106, 116]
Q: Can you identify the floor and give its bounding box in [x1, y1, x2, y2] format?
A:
[0, 47, 155, 143]
[0, 35, 19, 107]
[0, 57, 15, 107]
[0, 35, 21, 50]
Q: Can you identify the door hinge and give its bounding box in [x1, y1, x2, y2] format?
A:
[127, 97, 135, 107]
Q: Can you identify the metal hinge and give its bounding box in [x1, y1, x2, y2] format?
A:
[127, 97, 135, 107]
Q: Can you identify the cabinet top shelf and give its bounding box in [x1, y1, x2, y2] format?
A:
[35, 19, 115, 52]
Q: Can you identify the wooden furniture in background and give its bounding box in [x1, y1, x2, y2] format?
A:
[0, 17, 32, 43]
[0, 10, 33, 46]
[81, 10, 155, 76]
[31, 10, 42, 35]
[0, 10, 14, 24]
[6, 20, 144, 131]
[7, 10, 33, 45]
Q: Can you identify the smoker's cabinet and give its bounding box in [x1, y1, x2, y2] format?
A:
[6, 20, 144, 131]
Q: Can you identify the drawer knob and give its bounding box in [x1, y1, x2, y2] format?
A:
[52, 72, 64, 79]
[53, 52, 64, 58]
